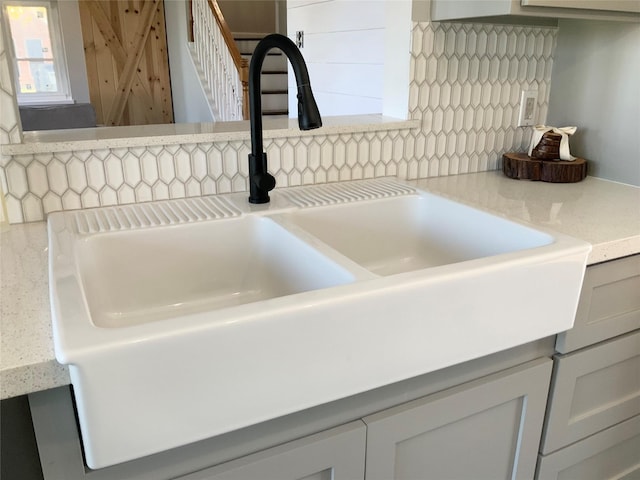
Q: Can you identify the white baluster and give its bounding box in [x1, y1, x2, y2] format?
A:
[190, 0, 243, 121]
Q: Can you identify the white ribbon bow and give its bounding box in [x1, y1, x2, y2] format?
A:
[527, 125, 577, 161]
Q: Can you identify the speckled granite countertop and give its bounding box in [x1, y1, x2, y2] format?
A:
[1, 222, 70, 399]
[1, 171, 638, 399]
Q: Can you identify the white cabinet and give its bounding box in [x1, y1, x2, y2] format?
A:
[555, 254, 640, 354]
[537, 415, 640, 480]
[364, 359, 552, 480]
[522, 0, 640, 13]
[536, 254, 640, 479]
[542, 330, 640, 454]
[431, 0, 640, 23]
[177, 422, 366, 480]
[179, 358, 554, 480]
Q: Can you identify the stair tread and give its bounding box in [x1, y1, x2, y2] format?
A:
[263, 110, 289, 115]
[241, 52, 283, 57]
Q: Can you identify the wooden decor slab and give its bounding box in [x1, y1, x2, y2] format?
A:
[503, 152, 587, 183]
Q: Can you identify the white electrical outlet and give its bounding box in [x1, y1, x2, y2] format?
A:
[518, 90, 538, 127]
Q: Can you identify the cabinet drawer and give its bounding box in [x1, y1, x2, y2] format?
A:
[542, 330, 640, 454]
[556, 254, 640, 354]
[178, 421, 366, 480]
[536, 414, 640, 480]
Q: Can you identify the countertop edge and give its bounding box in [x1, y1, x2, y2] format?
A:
[1, 117, 420, 155]
[0, 361, 71, 400]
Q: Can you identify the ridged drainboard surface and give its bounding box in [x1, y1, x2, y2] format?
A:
[73, 196, 241, 235]
[281, 178, 415, 207]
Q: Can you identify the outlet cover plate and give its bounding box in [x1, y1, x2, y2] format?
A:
[518, 90, 538, 127]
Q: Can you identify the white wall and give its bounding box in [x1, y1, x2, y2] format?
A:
[287, 0, 385, 117]
[287, 0, 411, 118]
[547, 19, 640, 186]
[164, 0, 214, 123]
[384, 0, 411, 119]
[57, 0, 90, 103]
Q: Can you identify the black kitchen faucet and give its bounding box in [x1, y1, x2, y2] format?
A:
[247, 34, 322, 204]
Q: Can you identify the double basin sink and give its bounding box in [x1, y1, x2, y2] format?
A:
[48, 178, 590, 468]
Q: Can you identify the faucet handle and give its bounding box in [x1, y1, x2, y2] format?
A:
[253, 172, 276, 192]
[248, 172, 275, 204]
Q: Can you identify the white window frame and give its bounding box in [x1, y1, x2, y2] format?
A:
[1, 0, 73, 105]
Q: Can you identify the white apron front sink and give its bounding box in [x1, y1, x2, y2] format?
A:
[48, 180, 591, 468]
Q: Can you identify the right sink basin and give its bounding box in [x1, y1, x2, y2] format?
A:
[279, 193, 554, 276]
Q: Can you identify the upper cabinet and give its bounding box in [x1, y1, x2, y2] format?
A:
[522, 0, 640, 13]
[430, 0, 640, 23]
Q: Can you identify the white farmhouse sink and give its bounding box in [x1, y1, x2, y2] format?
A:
[48, 179, 591, 469]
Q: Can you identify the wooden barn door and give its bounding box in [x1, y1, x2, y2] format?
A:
[79, 0, 174, 126]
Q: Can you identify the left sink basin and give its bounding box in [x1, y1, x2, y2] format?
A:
[75, 211, 354, 329]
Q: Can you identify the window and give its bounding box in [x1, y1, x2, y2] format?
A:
[1, 0, 72, 104]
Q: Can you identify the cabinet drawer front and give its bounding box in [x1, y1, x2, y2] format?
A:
[363, 358, 552, 480]
[179, 421, 366, 480]
[542, 330, 640, 454]
[556, 254, 640, 354]
[536, 414, 640, 480]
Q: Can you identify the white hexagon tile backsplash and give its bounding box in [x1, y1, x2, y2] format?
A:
[409, 22, 556, 177]
[0, 22, 557, 223]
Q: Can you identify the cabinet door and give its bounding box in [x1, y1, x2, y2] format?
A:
[363, 358, 552, 480]
[522, 0, 640, 13]
[178, 421, 366, 480]
[556, 254, 640, 354]
[542, 330, 640, 454]
[536, 414, 640, 480]
[430, 0, 640, 21]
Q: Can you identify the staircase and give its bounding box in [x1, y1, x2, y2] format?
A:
[189, 0, 246, 122]
[235, 34, 289, 117]
[188, 0, 288, 121]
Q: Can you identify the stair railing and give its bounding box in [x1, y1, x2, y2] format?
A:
[190, 0, 249, 121]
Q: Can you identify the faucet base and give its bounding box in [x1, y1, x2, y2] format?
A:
[248, 194, 271, 205]
[248, 152, 276, 204]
